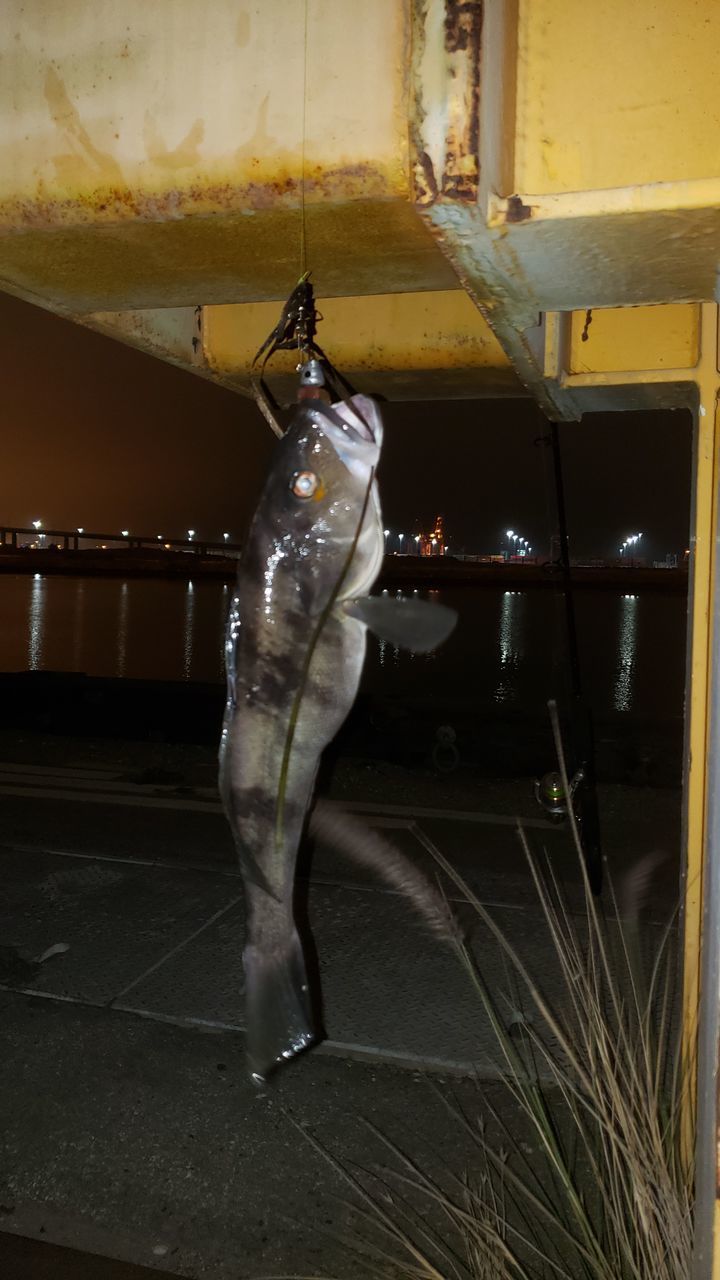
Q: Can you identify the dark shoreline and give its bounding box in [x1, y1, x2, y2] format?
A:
[0, 668, 683, 787]
[0, 548, 689, 592]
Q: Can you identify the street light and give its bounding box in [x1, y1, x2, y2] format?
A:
[414, 534, 421, 556]
[398, 532, 404, 553]
[187, 529, 195, 540]
[121, 530, 129, 538]
[77, 527, 84, 534]
[384, 529, 390, 551]
[223, 532, 230, 543]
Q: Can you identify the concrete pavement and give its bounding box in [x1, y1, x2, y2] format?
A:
[0, 741, 683, 1276]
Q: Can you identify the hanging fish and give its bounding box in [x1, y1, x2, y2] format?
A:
[219, 390, 457, 1081]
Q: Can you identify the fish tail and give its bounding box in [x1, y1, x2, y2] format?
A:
[243, 928, 316, 1083]
[310, 800, 462, 947]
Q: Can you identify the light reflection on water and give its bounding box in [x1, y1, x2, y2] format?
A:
[495, 590, 526, 703]
[28, 574, 44, 669]
[183, 581, 195, 680]
[116, 582, 129, 677]
[219, 583, 229, 670]
[1, 575, 686, 723]
[72, 580, 85, 670]
[614, 593, 639, 712]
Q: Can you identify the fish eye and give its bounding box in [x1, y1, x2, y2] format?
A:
[291, 470, 319, 499]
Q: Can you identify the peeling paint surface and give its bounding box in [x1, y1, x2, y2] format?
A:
[411, 0, 481, 206]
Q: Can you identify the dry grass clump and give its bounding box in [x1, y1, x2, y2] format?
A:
[302, 705, 693, 1280]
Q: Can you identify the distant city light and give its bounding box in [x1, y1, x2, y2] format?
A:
[157, 534, 163, 540]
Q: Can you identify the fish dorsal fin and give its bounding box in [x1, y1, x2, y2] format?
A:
[343, 595, 457, 653]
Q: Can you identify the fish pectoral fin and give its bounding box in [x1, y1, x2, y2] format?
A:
[343, 595, 457, 653]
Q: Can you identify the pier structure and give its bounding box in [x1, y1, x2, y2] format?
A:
[3, 1, 720, 1268]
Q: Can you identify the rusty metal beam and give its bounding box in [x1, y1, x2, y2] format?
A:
[0, 0, 460, 311]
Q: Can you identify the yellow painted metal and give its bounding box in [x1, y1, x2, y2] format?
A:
[0, 0, 407, 215]
[542, 306, 719, 1238]
[514, 0, 720, 196]
[539, 307, 701, 413]
[420, 2, 720, 413]
[682, 307, 720, 1175]
[568, 305, 700, 375]
[0, 0, 461, 309]
[202, 290, 520, 400]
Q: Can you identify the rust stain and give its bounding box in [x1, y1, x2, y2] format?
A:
[505, 194, 534, 223]
[143, 114, 205, 171]
[444, 0, 481, 55]
[441, 0, 481, 202]
[44, 65, 123, 188]
[414, 150, 439, 206]
[0, 160, 395, 232]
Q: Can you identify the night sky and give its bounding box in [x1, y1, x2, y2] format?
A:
[2, 290, 691, 563]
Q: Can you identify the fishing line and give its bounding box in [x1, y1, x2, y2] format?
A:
[299, 0, 309, 278]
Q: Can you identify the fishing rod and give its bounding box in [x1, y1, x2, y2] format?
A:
[535, 420, 603, 895]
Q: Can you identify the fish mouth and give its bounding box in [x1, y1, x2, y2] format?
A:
[307, 395, 383, 471]
[336, 397, 377, 444]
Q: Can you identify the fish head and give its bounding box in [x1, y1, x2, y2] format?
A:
[258, 395, 384, 603]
